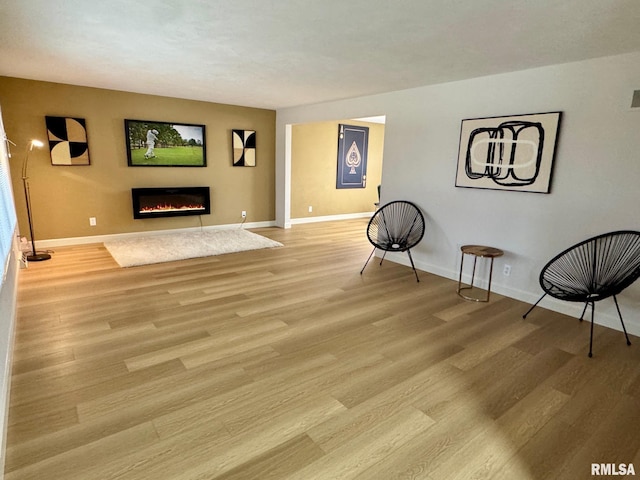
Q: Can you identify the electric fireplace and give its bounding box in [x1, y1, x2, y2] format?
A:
[131, 187, 211, 219]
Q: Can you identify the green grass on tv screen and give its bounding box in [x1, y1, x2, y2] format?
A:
[130, 146, 205, 166]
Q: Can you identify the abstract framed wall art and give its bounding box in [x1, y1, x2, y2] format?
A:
[455, 111, 562, 193]
[125, 119, 206, 167]
[336, 124, 368, 189]
[232, 129, 256, 167]
[45, 116, 90, 165]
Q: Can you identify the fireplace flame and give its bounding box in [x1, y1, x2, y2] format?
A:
[140, 203, 206, 213]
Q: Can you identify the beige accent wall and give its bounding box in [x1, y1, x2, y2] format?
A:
[291, 120, 383, 219]
[0, 77, 275, 241]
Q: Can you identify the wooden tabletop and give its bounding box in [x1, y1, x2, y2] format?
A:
[460, 245, 504, 258]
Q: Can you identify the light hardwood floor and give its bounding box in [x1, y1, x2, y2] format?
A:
[6, 219, 640, 479]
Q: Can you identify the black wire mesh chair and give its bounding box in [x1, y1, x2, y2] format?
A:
[523, 230, 640, 357]
[360, 200, 425, 282]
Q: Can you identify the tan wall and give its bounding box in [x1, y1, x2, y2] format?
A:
[0, 77, 275, 240]
[291, 120, 383, 219]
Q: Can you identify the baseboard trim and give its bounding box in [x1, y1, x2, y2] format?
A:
[36, 215, 372, 247]
[291, 212, 373, 225]
[379, 251, 640, 338]
[34, 221, 278, 248]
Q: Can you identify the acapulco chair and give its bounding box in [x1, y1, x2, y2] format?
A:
[523, 230, 640, 357]
[360, 200, 425, 282]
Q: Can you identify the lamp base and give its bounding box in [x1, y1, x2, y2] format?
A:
[27, 252, 51, 262]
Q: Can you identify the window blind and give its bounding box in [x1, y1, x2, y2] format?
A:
[0, 108, 18, 282]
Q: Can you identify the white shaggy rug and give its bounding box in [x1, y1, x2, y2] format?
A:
[104, 229, 283, 267]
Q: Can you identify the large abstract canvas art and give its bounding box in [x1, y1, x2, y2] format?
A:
[455, 111, 562, 193]
[336, 124, 368, 189]
[45, 116, 90, 165]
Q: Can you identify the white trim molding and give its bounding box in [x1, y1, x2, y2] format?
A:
[34, 221, 278, 249]
[291, 212, 373, 225]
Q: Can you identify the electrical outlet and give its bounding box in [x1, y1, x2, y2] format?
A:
[241, 211, 247, 218]
[308, 206, 313, 213]
[89, 217, 97, 226]
[503, 264, 511, 276]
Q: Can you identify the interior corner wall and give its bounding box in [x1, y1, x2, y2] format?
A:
[0, 77, 276, 242]
[291, 120, 383, 219]
[276, 51, 640, 337]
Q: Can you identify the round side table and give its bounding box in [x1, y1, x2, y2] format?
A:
[457, 245, 504, 302]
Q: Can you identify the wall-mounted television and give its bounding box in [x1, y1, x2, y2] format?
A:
[125, 119, 206, 167]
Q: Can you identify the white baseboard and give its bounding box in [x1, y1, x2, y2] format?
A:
[290, 212, 373, 225]
[33, 221, 278, 248]
[379, 251, 640, 338]
[35, 215, 372, 248]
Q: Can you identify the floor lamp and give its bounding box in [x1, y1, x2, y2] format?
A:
[21, 139, 51, 261]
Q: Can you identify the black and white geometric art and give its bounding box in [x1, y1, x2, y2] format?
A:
[232, 129, 256, 167]
[455, 112, 562, 193]
[45, 116, 90, 165]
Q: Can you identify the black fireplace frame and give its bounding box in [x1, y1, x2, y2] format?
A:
[131, 187, 211, 219]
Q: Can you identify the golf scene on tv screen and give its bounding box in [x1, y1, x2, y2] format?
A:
[125, 119, 207, 167]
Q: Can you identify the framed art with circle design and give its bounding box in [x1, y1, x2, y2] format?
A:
[45, 116, 90, 165]
[232, 129, 256, 167]
[455, 111, 562, 193]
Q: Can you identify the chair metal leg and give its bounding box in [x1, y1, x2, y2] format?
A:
[578, 302, 589, 322]
[613, 295, 632, 346]
[360, 247, 377, 275]
[588, 302, 595, 358]
[362, 247, 420, 282]
[379, 250, 387, 266]
[406, 249, 419, 282]
[523, 293, 547, 319]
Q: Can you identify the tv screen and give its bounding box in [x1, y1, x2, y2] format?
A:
[125, 119, 206, 167]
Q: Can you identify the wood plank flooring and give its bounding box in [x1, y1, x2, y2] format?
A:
[6, 219, 640, 479]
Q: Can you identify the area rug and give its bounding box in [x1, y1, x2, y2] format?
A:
[104, 229, 283, 267]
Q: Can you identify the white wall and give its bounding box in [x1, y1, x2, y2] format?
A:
[276, 52, 640, 336]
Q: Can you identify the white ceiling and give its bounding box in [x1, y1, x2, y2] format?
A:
[1, 0, 640, 110]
